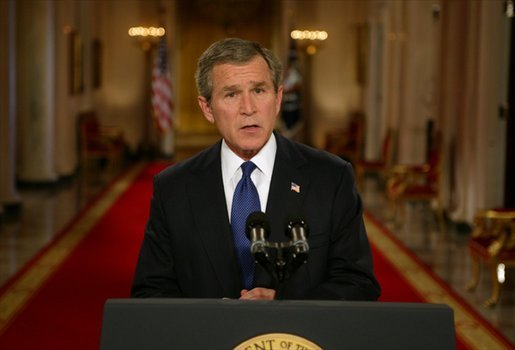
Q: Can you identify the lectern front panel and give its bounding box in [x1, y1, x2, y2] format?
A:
[100, 299, 455, 350]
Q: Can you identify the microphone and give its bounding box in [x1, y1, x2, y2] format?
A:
[286, 217, 309, 256]
[245, 211, 270, 256]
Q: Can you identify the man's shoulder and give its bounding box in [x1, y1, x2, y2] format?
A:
[276, 135, 356, 191]
[276, 133, 350, 169]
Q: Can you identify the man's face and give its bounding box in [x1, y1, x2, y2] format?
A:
[198, 56, 283, 160]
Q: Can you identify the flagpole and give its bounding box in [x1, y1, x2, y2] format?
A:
[156, 4, 175, 160]
[143, 44, 153, 156]
[151, 33, 175, 158]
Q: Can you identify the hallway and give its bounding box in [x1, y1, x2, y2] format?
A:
[0, 160, 513, 347]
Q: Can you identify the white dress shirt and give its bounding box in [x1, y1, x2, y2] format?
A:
[221, 134, 277, 222]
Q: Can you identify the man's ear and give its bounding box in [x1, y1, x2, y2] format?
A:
[198, 96, 215, 124]
[275, 85, 284, 114]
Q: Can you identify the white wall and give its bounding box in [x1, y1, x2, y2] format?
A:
[99, 0, 147, 153]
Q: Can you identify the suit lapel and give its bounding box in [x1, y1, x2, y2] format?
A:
[266, 135, 309, 242]
[186, 144, 241, 295]
[253, 134, 310, 287]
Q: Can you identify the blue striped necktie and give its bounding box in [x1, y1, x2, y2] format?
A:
[231, 161, 260, 290]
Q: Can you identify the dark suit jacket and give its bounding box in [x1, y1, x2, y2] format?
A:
[131, 133, 380, 300]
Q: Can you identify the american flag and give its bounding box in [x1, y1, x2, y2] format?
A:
[151, 35, 173, 131]
[281, 32, 302, 132]
[290, 182, 301, 193]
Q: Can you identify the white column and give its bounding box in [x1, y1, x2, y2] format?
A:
[438, 0, 468, 213]
[450, 0, 510, 222]
[17, 0, 57, 182]
[397, 0, 442, 164]
[0, 0, 20, 209]
[380, 0, 405, 151]
[469, 0, 509, 214]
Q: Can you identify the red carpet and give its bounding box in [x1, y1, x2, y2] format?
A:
[0, 162, 513, 349]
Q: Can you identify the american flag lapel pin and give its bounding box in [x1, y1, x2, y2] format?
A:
[290, 181, 301, 193]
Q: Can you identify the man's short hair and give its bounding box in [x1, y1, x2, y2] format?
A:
[195, 37, 283, 102]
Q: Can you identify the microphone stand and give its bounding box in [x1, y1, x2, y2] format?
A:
[246, 213, 309, 299]
[255, 241, 308, 300]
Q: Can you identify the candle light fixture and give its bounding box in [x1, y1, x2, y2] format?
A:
[290, 29, 328, 55]
[128, 26, 166, 50]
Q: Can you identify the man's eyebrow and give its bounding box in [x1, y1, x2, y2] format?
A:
[221, 84, 240, 92]
[250, 81, 268, 88]
[221, 81, 270, 92]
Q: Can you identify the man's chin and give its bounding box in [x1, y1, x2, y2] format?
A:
[234, 142, 265, 160]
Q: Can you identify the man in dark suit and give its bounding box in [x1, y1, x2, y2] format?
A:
[131, 38, 380, 301]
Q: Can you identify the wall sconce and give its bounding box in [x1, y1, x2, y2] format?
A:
[128, 26, 166, 50]
[506, 0, 514, 18]
[290, 30, 328, 55]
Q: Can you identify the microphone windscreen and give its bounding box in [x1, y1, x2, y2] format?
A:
[285, 216, 309, 239]
[245, 211, 270, 238]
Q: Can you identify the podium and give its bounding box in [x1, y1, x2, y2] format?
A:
[99, 298, 455, 350]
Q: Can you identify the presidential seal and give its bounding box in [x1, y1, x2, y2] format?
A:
[234, 332, 322, 350]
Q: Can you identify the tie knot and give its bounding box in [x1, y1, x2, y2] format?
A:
[240, 161, 257, 177]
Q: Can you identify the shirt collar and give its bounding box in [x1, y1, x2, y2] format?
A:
[221, 133, 277, 180]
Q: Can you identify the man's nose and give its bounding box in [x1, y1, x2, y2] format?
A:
[240, 93, 256, 115]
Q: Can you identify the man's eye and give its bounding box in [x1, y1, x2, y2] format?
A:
[226, 92, 236, 98]
[255, 88, 264, 94]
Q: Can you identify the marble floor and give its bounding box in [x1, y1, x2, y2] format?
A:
[0, 160, 514, 346]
